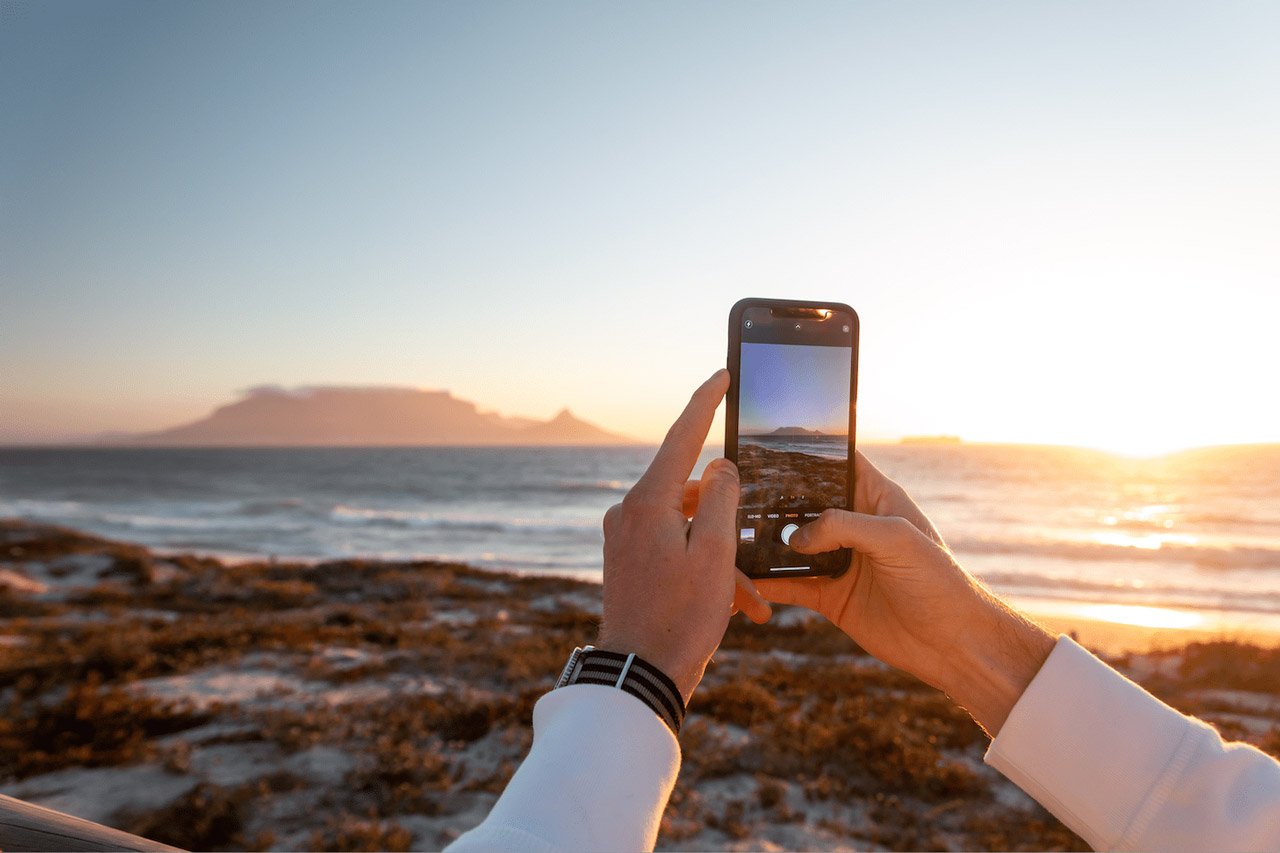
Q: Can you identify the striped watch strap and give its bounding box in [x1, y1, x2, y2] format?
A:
[556, 646, 686, 735]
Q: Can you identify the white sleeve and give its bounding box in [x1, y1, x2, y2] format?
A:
[445, 684, 680, 853]
[985, 635, 1280, 851]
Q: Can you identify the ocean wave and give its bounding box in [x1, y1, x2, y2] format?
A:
[1180, 511, 1280, 530]
[0, 500, 309, 535]
[453, 551, 603, 572]
[328, 504, 597, 536]
[0, 498, 85, 518]
[495, 479, 633, 496]
[950, 536, 1280, 572]
[237, 498, 308, 516]
[94, 512, 311, 535]
[552, 479, 631, 494]
[978, 569, 1280, 615]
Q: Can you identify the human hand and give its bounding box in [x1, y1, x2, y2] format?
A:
[752, 451, 1054, 735]
[597, 369, 769, 704]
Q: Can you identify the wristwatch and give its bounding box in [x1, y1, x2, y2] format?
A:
[556, 645, 686, 735]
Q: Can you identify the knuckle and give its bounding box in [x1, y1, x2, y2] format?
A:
[703, 475, 738, 503]
[619, 491, 670, 526]
[697, 527, 736, 562]
[815, 508, 842, 534]
[620, 489, 653, 514]
[887, 515, 918, 543]
[602, 503, 622, 535]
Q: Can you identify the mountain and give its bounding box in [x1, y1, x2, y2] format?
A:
[123, 386, 638, 446]
[767, 427, 826, 436]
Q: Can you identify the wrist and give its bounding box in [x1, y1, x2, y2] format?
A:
[595, 633, 703, 704]
[938, 595, 1055, 737]
[558, 645, 687, 735]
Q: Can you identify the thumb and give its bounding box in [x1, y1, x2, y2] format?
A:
[690, 458, 739, 551]
[790, 509, 920, 562]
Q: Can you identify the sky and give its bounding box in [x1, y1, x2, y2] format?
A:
[2, 1, 1278, 453]
[739, 343, 852, 436]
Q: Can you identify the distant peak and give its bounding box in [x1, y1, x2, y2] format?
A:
[240, 384, 448, 400]
[770, 426, 824, 436]
[121, 385, 636, 446]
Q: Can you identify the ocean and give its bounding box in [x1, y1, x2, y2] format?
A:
[2, 444, 1279, 623]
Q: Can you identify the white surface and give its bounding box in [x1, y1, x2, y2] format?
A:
[987, 636, 1280, 851]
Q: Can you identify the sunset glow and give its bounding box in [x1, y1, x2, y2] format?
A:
[1076, 604, 1205, 631]
[3, 6, 1280, 848]
[2, 3, 1277, 455]
[1091, 531, 1199, 552]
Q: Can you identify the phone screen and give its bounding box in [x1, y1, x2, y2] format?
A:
[728, 301, 858, 577]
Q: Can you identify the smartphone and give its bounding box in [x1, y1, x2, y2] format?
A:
[726, 298, 859, 579]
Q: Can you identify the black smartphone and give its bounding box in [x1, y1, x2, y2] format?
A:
[726, 298, 859, 579]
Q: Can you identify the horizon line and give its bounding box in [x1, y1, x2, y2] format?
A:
[2, 438, 1278, 458]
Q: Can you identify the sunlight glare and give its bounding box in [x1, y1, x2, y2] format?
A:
[1092, 531, 1198, 551]
[1078, 604, 1205, 630]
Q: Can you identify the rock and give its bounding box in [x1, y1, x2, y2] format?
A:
[7, 765, 197, 825]
[283, 746, 356, 787]
[189, 742, 284, 787]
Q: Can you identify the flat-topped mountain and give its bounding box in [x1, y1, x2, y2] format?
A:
[123, 386, 636, 446]
[764, 426, 827, 436]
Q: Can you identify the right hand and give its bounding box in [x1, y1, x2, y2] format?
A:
[597, 370, 767, 706]
[752, 451, 1054, 734]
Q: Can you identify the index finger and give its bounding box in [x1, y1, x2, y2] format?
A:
[631, 369, 730, 503]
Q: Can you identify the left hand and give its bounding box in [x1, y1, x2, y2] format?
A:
[598, 369, 770, 703]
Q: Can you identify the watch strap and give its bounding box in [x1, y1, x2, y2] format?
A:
[556, 645, 686, 735]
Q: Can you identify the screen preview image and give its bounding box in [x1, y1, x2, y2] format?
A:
[737, 341, 851, 548]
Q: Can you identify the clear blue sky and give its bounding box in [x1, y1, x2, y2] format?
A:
[3, 1, 1277, 450]
[740, 343, 851, 435]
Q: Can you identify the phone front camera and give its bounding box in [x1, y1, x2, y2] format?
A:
[744, 319, 753, 329]
[842, 324, 850, 333]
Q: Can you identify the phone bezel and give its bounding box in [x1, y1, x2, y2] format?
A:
[725, 297, 860, 579]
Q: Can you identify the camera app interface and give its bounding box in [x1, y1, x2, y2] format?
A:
[737, 332, 852, 568]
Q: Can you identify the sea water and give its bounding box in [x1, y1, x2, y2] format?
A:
[2, 444, 1278, 620]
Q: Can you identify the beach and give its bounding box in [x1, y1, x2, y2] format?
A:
[737, 439, 848, 509]
[4, 520, 1279, 851]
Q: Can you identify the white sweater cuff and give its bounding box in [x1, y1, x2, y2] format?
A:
[447, 684, 680, 852]
[984, 635, 1196, 849]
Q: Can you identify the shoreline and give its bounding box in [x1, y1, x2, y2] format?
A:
[3, 519, 1280, 850]
[1016, 595, 1280, 655]
[14, 515, 1278, 656]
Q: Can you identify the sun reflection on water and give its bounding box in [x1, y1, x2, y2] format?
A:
[1091, 530, 1200, 550]
[1092, 502, 1200, 550]
[1076, 603, 1205, 630]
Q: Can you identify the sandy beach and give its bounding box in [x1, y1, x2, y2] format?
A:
[3, 519, 1279, 851]
[1019, 596, 1280, 657]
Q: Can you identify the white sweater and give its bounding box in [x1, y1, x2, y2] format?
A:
[448, 637, 1280, 851]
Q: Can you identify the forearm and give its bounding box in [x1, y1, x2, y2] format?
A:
[446, 685, 680, 853]
[937, 589, 1056, 737]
